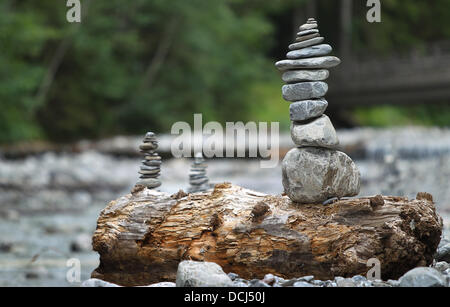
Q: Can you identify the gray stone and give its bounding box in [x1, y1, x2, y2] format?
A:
[138, 169, 160, 176]
[286, 44, 332, 59]
[81, 278, 120, 287]
[282, 147, 361, 203]
[293, 281, 315, 287]
[142, 160, 162, 166]
[371, 281, 392, 287]
[176, 260, 233, 287]
[336, 278, 356, 287]
[299, 23, 318, 31]
[297, 29, 319, 37]
[136, 178, 161, 188]
[276, 56, 341, 71]
[282, 82, 328, 101]
[398, 267, 447, 287]
[289, 37, 324, 50]
[289, 98, 328, 121]
[311, 280, 325, 286]
[144, 282, 176, 287]
[387, 279, 400, 287]
[295, 33, 320, 43]
[139, 143, 157, 151]
[351, 275, 367, 282]
[298, 275, 314, 282]
[228, 272, 239, 281]
[282, 70, 329, 83]
[435, 243, 450, 263]
[290, 115, 339, 149]
[434, 261, 450, 273]
[144, 155, 161, 161]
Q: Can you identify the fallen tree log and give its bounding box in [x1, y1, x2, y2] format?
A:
[92, 183, 442, 286]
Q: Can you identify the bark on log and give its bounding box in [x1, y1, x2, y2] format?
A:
[92, 183, 442, 286]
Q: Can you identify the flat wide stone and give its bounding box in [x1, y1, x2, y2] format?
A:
[282, 147, 360, 203]
[297, 29, 319, 37]
[289, 98, 328, 121]
[282, 81, 328, 101]
[295, 33, 320, 43]
[136, 178, 161, 188]
[289, 37, 324, 50]
[290, 115, 339, 148]
[275, 56, 341, 71]
[282, 69, 329, 83]
[299, 23, 318, 31]
[286, 44, 332, 59]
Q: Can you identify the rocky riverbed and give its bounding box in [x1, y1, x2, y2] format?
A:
[82, 257, 450, 287]
[0, 127, 449, 286]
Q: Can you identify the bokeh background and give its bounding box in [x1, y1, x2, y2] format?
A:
[0, 0, 449, 286]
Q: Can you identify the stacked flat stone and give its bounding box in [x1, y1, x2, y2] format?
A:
[188, 152, 210, 193]
[136, 132, 161, 189]
[275, 18, 360, 204]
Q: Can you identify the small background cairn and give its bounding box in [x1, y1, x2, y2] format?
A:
[188, 152, 210, 193]
[136, 132, 161, 189]
[275, 18, 360, 203]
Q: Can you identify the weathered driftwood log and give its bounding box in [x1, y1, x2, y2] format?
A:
[92, 183, 442, 286]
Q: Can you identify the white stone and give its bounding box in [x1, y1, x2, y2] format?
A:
[176, 260, 234, 287]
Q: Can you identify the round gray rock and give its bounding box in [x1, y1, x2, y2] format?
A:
[176, 260, 234, 287]
[435, 243, 450, 263]
[290, 115, 339, 148]
[398, 267, 447, 287]
[289, 98, 328, 121]
[282, 81, 328, 101]
[286, 44, 332, 59]
[282, 147, 361, 203]
[276, 56, 341, 71]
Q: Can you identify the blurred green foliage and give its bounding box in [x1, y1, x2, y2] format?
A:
[352, 104, 450, 127]
[0, 0, 279, 143]
[1, 0, 449, 144]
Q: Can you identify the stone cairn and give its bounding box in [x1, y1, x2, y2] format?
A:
[188, 152, 210, 193]
[136, 132, 161, 189]
[275, 18, 360, 204]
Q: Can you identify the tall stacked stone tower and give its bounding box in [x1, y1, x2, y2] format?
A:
[275, 18, 360, 204]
